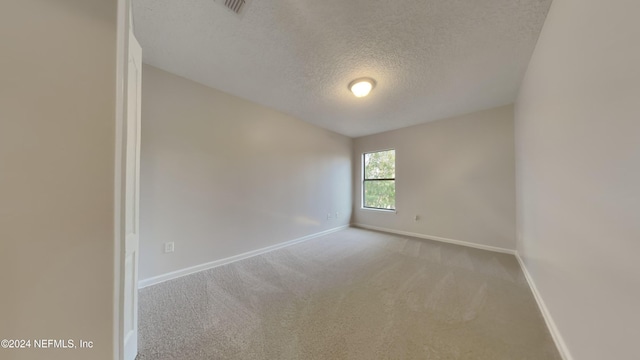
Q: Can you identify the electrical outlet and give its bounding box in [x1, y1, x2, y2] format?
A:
[164, 242, 174, 253]
[327, 213, 332, 220]
[336, 211, 340, 219]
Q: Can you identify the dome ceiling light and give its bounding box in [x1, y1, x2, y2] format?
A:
[349, 78, 376, 98]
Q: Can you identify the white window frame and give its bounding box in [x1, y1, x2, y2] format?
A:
[361, 149, 396, 212]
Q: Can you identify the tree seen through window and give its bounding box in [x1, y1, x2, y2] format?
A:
[363, 150, 395, 210]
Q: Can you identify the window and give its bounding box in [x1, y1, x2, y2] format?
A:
[363, 149, 395, 210]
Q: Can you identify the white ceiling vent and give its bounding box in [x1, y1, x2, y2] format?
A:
[214, 0, 247, 16]
[225, 0, 245, 14]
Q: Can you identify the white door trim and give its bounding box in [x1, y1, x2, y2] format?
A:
[114, 1, 141, 359]
[113, 0, 128, 358]
[122, 22, 142, 360]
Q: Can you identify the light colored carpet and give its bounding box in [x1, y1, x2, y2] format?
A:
[137, 228, 561, 359]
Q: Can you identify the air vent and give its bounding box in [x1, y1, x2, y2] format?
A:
[224, 0, 245, 14]
[213, 0, 249, 17]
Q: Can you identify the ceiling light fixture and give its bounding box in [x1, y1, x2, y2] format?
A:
[349, 77, 376, 98]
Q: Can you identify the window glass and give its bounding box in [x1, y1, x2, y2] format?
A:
[363, 150, 395, 210]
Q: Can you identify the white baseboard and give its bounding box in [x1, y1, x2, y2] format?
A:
[515, 253, 573, 360]
[138, 225, 349, 289]
[351, 223, 516, 255]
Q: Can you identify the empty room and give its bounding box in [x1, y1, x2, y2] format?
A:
[2, 0, 638, 360]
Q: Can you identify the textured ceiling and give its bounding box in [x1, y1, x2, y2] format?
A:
[133, 0, 552, 137]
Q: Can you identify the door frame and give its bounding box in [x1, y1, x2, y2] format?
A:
[114, 0, 137, 359]
[122, 23, 142, 360]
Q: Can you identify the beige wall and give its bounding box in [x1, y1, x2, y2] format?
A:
[0, 1, 118, 359]
[139, 65, 352, 281]
[515, 0, 640, 359]
[352, 105, 516, 250]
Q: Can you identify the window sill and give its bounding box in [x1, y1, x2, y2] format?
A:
[360, 207, 397, 214]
